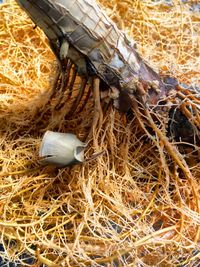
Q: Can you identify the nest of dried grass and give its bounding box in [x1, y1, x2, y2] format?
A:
[0, 0, 200, 266]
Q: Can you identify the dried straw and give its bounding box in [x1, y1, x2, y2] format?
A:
[0, 0, 200, 266]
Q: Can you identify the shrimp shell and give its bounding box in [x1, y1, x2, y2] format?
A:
[16, 0, 168, 104]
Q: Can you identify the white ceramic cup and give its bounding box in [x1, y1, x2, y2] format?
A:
[39, 131, 87, 167]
